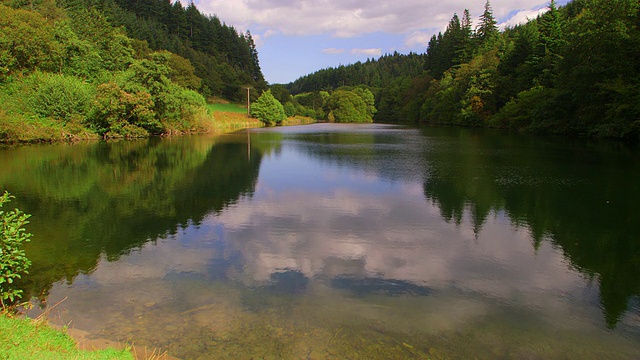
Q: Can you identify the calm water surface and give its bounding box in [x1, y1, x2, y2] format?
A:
[1, 124, 640, 359]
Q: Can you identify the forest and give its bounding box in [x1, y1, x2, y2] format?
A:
[3, 0, 639, 141]
[0, 0, 266, 142]
[285, 0, 640, 140]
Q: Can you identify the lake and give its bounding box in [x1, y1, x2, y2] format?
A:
[2, 123, 640, 359]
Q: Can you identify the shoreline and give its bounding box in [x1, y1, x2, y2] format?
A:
[0, 111, 315, 146]
[0, 111, 315, 147]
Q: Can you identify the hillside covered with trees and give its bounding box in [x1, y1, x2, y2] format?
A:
[285, 0, 640, 140]
[0, 0, 266, 142]
[93, 0, 267, 100]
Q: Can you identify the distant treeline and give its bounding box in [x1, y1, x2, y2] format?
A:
[285, 0, 640, 140]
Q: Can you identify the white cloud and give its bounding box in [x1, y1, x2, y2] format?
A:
[251, 29, 277, 47]
[351, 48, 382, 56]
[500, 7, 549, 29]
[322, 48, 345, 55]
[262, 29, 277, 38]
[404, 30, 432, 48]
[191, 0, 559, 38]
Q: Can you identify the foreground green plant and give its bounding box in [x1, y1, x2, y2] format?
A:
[0, 191, 32, 306]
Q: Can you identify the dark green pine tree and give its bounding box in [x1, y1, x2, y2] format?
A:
[185, 1, 208, 51]
[455, 9, 474, 64]
[540, 0, 564, 56]
[425, 12, 473, 78]
[245, 31, 264, 84]
[476, 0, 498, 44]
[169, 1, 188, 38]
[536, 0, 564, 87]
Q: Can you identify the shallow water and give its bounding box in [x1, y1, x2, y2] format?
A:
[2, 124, 640, 359]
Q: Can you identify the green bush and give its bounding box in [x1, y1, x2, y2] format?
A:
[325, 90, 371, 123]
[110, 53, 207, 134]
[0, 192, 32, 306]
[89, 81, 157, 137]
[30, 73, 94, 124]
[0, 4, 58, 79]
[250, 89, 286, 125]
[283, 102, 296, 117]
[490, 86, 562, 133]
[156, 82, 207, 126]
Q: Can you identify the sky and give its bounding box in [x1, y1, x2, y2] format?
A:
[181, 0, 570, 84]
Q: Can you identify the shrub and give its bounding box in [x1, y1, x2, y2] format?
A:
[115, 53, 207, 134]
[89, 82, 157, 137]
[0, 192, 32, 306]
[325, 90, 370, 123]
[489, 86, 562, 133]
[0, 5, 57, 79]
[250, 89, 286, 126]
[283, 102, 296, 117]
[156, 83, 207, 126]
[30, 73, 94, 124]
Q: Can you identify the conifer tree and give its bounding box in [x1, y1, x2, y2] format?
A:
[476, 0, 498, 44]
[455, 9, 474, 63]
[540, 0, 563, 55]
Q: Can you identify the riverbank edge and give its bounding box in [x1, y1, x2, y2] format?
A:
[0, 312, 134, 360]
[0, 110, 316, 145]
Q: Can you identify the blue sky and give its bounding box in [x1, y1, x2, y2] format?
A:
[182, 0, 570, 84]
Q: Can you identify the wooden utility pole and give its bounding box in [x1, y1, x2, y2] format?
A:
[246, 87, 251, 118]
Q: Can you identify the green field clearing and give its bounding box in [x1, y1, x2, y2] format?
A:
[207, 103, 247, 113]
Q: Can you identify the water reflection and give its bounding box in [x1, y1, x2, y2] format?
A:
[1, 124, 639, 358]
[0, 135, 262, 302]
[259, 125, 640, 328]
[418, 128, 640, 328]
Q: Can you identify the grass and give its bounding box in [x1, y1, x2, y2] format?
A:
[205, 101, 316, 132]
[282, 115, 316, 126]
[207, 110, 265, 132]
[0, 313, 134, 360]
[206, 103, 248, 114]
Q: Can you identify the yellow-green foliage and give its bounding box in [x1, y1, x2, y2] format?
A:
[0, 314, 134, 360]
[0, 4, 58, 78]
[281, 115, 316, 126]
[30, 73, 95, 124]
[325, 90, 372, 123]
[210, 111, 264, 132]
[250, 89, 286, 126]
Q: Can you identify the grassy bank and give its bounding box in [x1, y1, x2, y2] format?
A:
[0, 80, 318, 144]
[206, 101, 316, 132]
[206, 102, 248, 114]
[0, 102, 315, 144]
[282, 115, 316, 126]
[0, 103, 261, 144]
[0, 313, 133, 360]
[206, 107, 265, 133]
